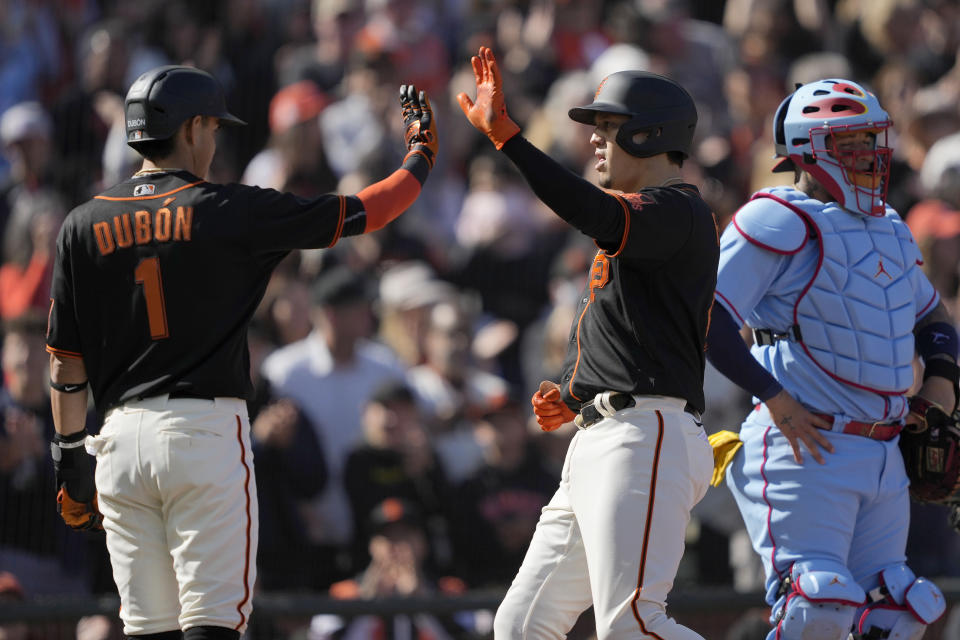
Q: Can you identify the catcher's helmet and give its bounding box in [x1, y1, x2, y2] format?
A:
[568, 71, 697, 159]
[772, 79, 892, 217]
[124, 65, 246, 146]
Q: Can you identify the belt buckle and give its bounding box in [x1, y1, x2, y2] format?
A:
[867, 421, 882, 439]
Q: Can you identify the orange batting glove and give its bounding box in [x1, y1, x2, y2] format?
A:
[532, 380, 576, 432]
[456, 46, 521, 150]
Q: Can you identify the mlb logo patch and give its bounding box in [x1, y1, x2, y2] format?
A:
[132, 130, 143, 140]
[134, 184, 156, 196]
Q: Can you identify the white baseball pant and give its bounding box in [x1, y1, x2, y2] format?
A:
[87, 395, 258, 635]
[494, 396, 712, 639]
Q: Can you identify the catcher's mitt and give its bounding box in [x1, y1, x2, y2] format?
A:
[899, 398, 960, 505]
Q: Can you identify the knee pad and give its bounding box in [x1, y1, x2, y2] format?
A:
[853, 564, 945, 640]
[767, 560, 866, 640]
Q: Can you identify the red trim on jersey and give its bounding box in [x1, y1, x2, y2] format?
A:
[714, 291, 745, 326]
[630, 410, 666, 639]
[916, 291, 938, 318]
[94, 181, 205, 201]
[567, 301, 592, 402]
[732, 211, 808, 255]
[46, 345, 83, 359]
[608, 194, 631, 257]
[234, 415, 253, 631]
[357, 168, 421, 232]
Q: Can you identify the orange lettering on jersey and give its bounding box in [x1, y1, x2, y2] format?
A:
[154, 208, 172, 241]
[113, 214, 134, 248]
[93, 221, 115, 255]
[134, 210, 152, 244]
[589, 253, 611, 302]
[174, 206, 192, 241]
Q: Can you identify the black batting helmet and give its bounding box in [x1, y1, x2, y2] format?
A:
[568, 71, 697, 158]
[124, 65, 246, 146]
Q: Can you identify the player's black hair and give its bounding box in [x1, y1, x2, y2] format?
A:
[129, 136, 177, 162]
[667, 151, 685, 168]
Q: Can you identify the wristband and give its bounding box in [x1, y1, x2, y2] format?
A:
[53, 429, 89, 448]
[923, 357, 960, 411]
[50, 379, 88, 393]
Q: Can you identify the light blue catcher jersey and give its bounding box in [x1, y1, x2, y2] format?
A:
[715, 186, 939, 422]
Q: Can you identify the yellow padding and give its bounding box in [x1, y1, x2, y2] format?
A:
[707, 430, 744, 487]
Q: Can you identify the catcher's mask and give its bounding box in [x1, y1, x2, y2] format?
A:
[772, 79, 892, 217]
[568, 71, 697, 159]
[124, 65, 246, 146]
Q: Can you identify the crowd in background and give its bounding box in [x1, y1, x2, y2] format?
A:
[2, 0, 960, 636]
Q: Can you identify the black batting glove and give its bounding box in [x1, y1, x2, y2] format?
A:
[399, 84, 438, 169]
[51, 430, 104, 532]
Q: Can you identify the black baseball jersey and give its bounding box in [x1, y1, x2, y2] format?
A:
[46, 169, 367, 411]
[502, 137, 719, 414]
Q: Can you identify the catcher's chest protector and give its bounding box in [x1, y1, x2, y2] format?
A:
[752, 187, 919, 394]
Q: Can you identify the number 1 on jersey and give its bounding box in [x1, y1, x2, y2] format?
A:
[134, 257, 169, 339]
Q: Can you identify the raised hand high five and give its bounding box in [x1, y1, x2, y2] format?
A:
[456, 46, 520, 150]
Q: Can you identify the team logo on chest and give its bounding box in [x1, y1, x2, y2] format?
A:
[874, 258, 892, 280]
[589, 253, 611, 301]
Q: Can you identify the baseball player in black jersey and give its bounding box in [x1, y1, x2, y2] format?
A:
[45, 65, 438, 640]
[458, 47, 718, 639]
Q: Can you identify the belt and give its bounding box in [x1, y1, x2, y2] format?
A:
[577, 392, 700, 429]
[812, 413, 903, 441]
[168, 389, 217, 401]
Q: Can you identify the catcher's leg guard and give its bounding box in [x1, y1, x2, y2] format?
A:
[852, 564, 945, 640]
[766, 560, 866, 640]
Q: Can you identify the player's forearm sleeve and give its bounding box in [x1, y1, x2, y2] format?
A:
[706, 304, 783, 401]
[500, 136, 625, 244]
[356, 152, 431, 233]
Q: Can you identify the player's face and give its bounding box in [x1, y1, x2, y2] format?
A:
[590, 113, 635, 189]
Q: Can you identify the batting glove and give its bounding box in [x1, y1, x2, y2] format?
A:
[399, 84, 438, 169]
[51, 430, 104, 532]
[456, 46, 521, 150]
[532, 380, 576, 432]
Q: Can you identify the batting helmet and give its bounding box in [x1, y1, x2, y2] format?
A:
[124, 65, 246, 145]
[568, 71, 697, 159]
[772, 79, 892, 217]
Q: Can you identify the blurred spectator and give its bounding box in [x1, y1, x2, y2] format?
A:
[0, 189, 64, 319]
[408, 299, 510, 482]
[907, 131, 960, 315]
[343, 380, 452, 572]
[0, 312, 96, 597]
[310, 498, 478, 640]
[450, 399, 556, 587]
[0, 1, 61, 124]
[242, 79, 337, 195]
[319, 51, 395, 178]
[262, 265, 405, 576]
[50, 19, 130, 204]
[0, 571, 29, 640]
[0, 102, 57, 232]
[248, 317, 329, 590]
[377, 260, 457, 368]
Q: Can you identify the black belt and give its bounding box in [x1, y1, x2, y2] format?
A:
[577, 393, 700, 429]
[168, 389, 216, 401]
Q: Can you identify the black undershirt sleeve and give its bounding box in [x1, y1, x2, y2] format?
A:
[706, 304, 783, 402]
[501, 136, 626, 246]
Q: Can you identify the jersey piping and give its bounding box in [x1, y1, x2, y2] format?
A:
[630, 410, 666, 639]
[93, 181, 205, 201]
